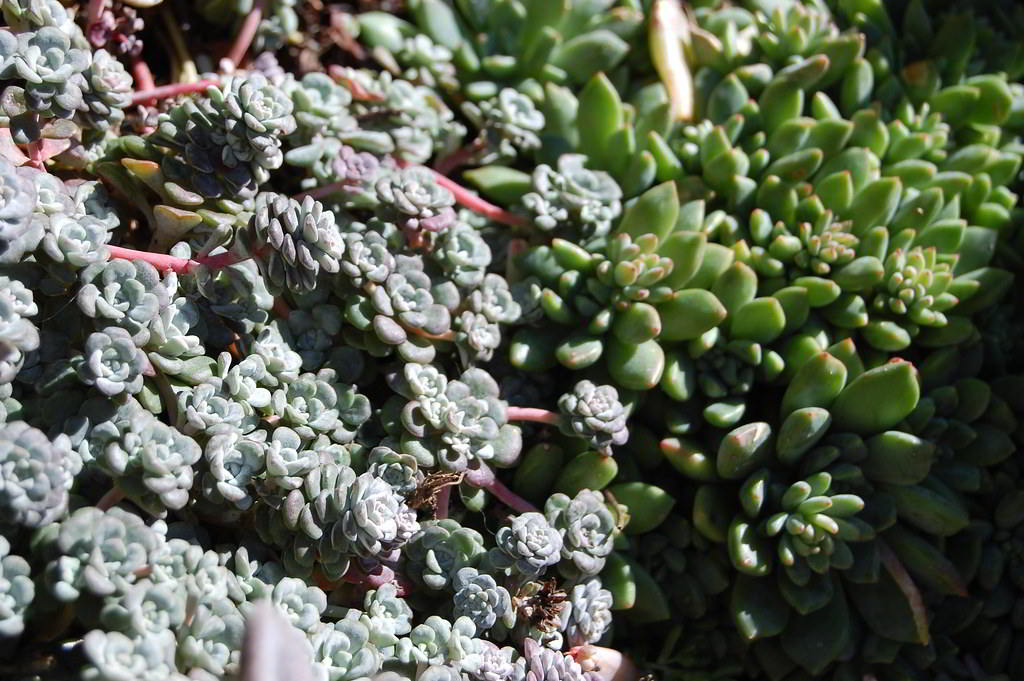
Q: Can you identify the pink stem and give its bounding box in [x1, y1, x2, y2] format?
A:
[433, 140, 484, 176]
[506, 238, 529, 281]
[131, 79, 219, 106]
[108, 245, 248, 274]
[133, 58, 156, 92]
[341, 563, 413, 596]
[199, 249, 248, 270]
[294, 179, 359, 201]
[96, 486, 126, 511]
[486, 476, 539, 514]
[108, 245, 197, 273]
[224, 0, 267, 70]
[86, 0, 107, 43]
[394, 159, 528, 227]
[328, 65, 385, 101]
[878, 539, 930, 645]
[26, 140, 44, 170]
[435, 485, 452, 520]
[131, 61, 159, 133]
[272, 297, 291, 318]
[506, 407, 563, 426]
[405, 325, 456, 342]
[430, 172, 530, 228]
[507, 238, 528, 260]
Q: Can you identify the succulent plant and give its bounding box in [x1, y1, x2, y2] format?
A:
[42, 505, 165, 601]
[150, 101, 257, 200]
[727, 468, 868, 582]
[78, 258, 170, 346]
[41, 213, 112, 271]
[565, 578, 613, 646]
[361, 583, 414, 648]
[404, 519, 487, 591]
[99, 578, 187, 640]
[452, 567, 516, 635]
[461, 88, 545, 165]
[432, 224, 493, 290]
[210, 73, 297, 177]
[0, 27, 90, 141]
[0, 420, 73, 528]
[82, 629, 185, 681]
[0, 274, 39, 383]
[0, 534, 32, 636]
[179, 379, 255, 436]
[522, 638, 594, 681]
[522, 155, 622, 239]
[545, 490, 616, 578]
[339, 471, 420, 559]
[75, 326, 147, 397]
[492, 512, 563, 578]
[80, 48, 132, 131]
[557, 381, 629, 456]
[86, 2, 144, 57]
[240, 192, 345, 294]
[1, 0, 75, 33]
[374, 167, 457, 245]
[371, 258, 453, 339]
[0, 159, 40, 264]
[339, 229, 395, 288]
[366, 446, 421, 496]
[87, 402, 202, 515]
[270, 368, 370, 443]
[309, 613, 383, 681]
[261, 426, 321, 490]
[200, 430, 265, 510]
[459, 638, 520, 681]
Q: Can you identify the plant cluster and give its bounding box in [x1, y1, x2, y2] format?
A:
[0, 1, 1023, 681]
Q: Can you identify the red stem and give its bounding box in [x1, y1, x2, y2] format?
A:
[506, 238, 530, 282]
[108, 245, 248, 274]
[108, 245, 197, 273]
[224, 0, 267, 70]
[433, 139, 485, 176]
[506, 407, 563, 426]
[131, 79, 219, 106]
[430, 171, 530, 228]
[200, 249, 248, 270]
[272, 297, 291, 318]
[435, 485, 452, 520]
[405, 325, 456, 342]
[294, 179, 360, 201]
[394, 159, 528, 228]
[26, 140, 44, 170]
[486, 476, 539, 514]
[96, 486, 126, 511]
[328, 65, 386, 101]
[132, 58, 156, 91]
[86, 0, 107, 42]
[341, 563, 413, 597]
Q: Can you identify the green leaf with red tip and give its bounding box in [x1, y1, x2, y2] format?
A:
[831, 360, 920, 434]
[781, 352, 848, 417]
[658, 289, 727, 341]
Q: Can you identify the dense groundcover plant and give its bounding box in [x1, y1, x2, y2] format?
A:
[0, 0, 1023, 680]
